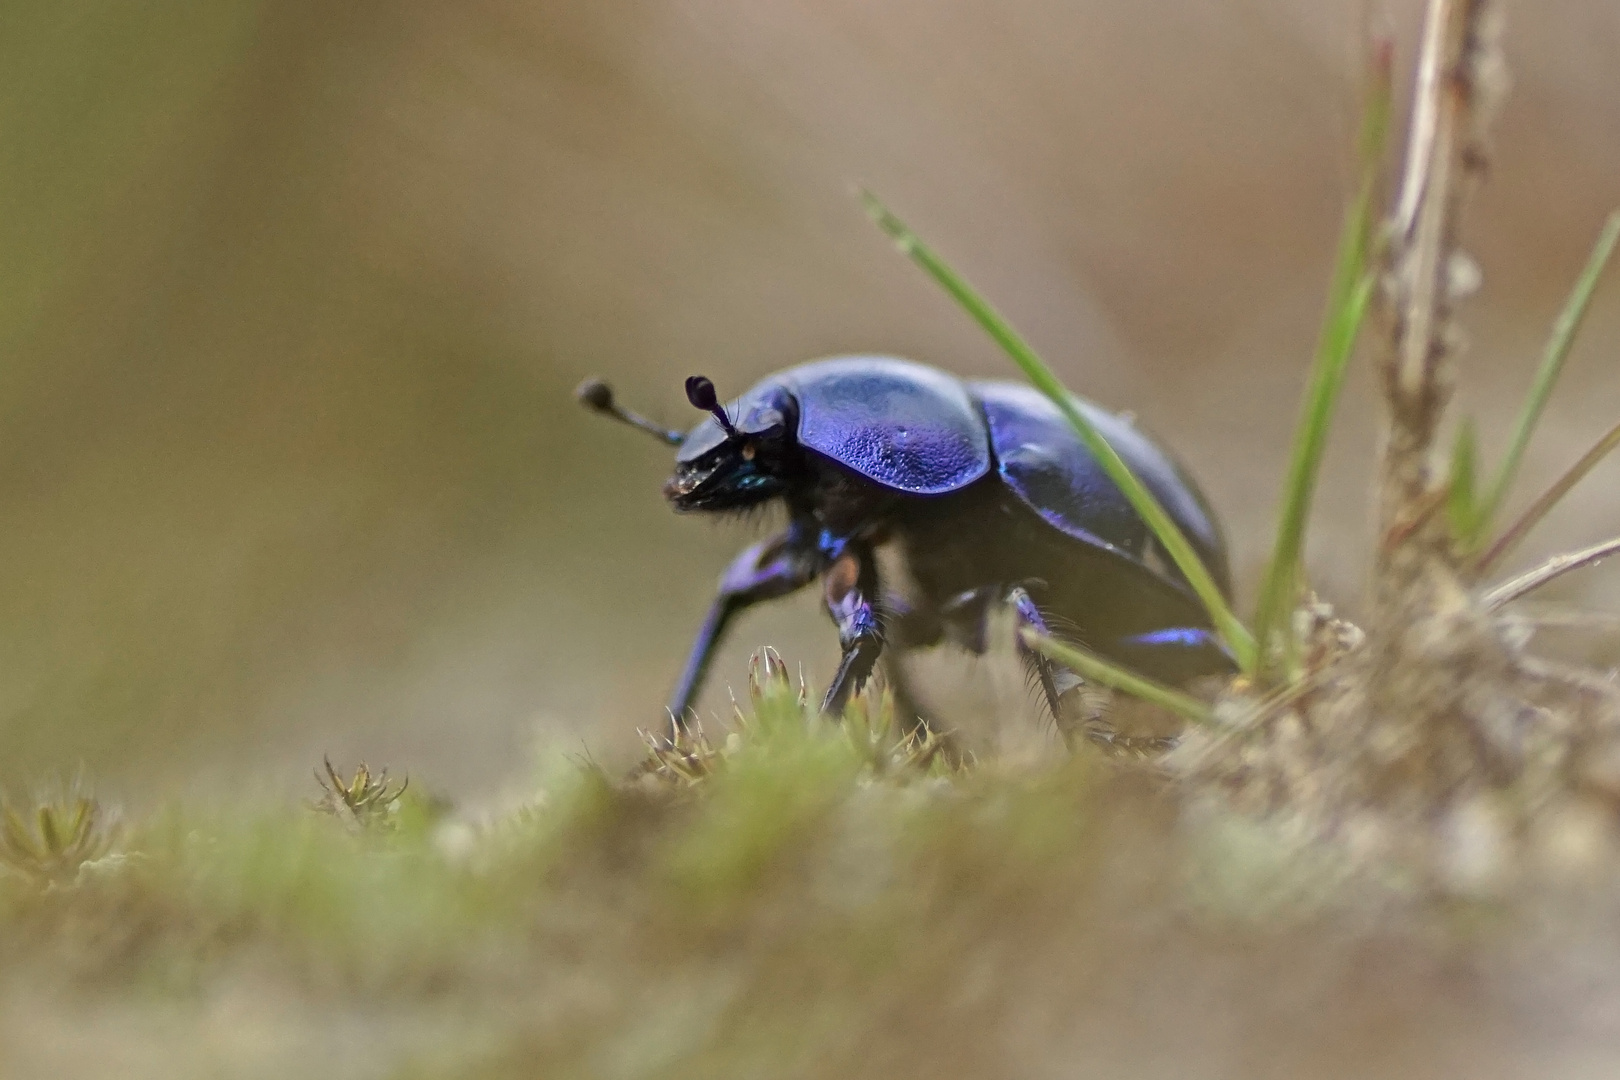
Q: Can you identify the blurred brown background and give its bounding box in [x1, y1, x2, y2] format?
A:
[1, 0, 1615, 799]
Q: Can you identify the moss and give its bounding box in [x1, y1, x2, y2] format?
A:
[0, 673, 1602, 1078]
[0, 682, 1140, 1075]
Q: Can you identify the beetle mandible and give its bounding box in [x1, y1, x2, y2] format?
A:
[577, 355, 1234, 748]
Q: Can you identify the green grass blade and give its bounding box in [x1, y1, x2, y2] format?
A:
[1020, 630, 1215, 726]
[1475, 417, 1620, 575]
[1249, 39, 1390, 682]
[863, 192, 1255, 672]
[1479, 209, 1620, 532]
[1446, 417, 1479, 543]
[1249, 271, 1376, 676]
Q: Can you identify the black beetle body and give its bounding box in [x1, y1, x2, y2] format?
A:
[580, 355, 1233, 743]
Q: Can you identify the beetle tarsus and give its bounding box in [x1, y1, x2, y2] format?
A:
[1073, 724, 1179, 757]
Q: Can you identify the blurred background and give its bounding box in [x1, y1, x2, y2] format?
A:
[0, 0, 1615, 800]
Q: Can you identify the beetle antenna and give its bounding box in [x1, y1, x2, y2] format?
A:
[684, 375, 738, 438]
[575, 378, 684, 446]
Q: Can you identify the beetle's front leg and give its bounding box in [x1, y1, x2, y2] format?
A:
[668, 525, 824, 727]
[820, 546, 885, 716]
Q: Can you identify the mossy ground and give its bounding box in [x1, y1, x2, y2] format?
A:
[4, 673, 1619, 1079]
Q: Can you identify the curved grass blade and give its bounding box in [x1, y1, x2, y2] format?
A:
[1478, 210, 1620, 536]
[1249, 37, 1391, 682]
[1446, 417, 1480, 542]
[1019, 629, 1215, 726]
[864, 192, 1255, 671]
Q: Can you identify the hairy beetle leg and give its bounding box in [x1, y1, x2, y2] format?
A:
[1006, 586, 1076, 709]
[668, 527, 824, 727]
[1006, 586, 1176, 756]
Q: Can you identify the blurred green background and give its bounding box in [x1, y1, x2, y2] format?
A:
[1, 0, 1615, 799]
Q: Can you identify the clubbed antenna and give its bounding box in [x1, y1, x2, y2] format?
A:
[685, 375, 738, 438]
[575, 377, 684, 446]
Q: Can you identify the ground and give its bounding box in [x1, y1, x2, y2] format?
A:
[4, 679, 1619, 1080]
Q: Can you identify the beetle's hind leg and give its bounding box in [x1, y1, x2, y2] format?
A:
[1005, 586, 1176, 756]
[1005, 587, 1086, 723]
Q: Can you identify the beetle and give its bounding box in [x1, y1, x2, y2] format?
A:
[576, 355, 1234, 748]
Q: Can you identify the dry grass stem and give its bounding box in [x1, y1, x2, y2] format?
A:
[1377, 0, 1505, 547]
[1484, 536, 1620, 612]
[1478, 419, 1620, 573]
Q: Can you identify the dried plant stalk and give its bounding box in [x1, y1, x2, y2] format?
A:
[1483, 536, 1620, 612]
[1359, 0, 1516, 794]
[1375, 0, 1507, 558]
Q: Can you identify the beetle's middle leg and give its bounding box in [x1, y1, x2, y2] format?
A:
[1005, 586, 1176, 755]
[820, 545, 885, 716]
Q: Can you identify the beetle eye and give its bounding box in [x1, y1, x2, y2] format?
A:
[740, 442, 757, 462]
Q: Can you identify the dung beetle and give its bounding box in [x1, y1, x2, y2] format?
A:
[577, 355, 1233, 746]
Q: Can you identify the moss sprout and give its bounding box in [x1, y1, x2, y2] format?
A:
[0, 780, 120, 887]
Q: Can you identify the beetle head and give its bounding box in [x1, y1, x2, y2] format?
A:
[665, 375, 798, 512]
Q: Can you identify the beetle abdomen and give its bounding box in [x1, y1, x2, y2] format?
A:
[970, 381, 1230, 596]
[784, 357, 991, 495]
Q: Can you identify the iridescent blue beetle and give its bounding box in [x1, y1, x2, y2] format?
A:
[577, 356, 1233, 748]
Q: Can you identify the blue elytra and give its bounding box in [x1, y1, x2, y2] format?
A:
[969, 380, 1230, 597]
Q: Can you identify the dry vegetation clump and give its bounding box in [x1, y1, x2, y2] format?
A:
[860, 0, 1620, 895]
[1172, 0, 1620, 891]
[1175, 593, 1620, 893]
